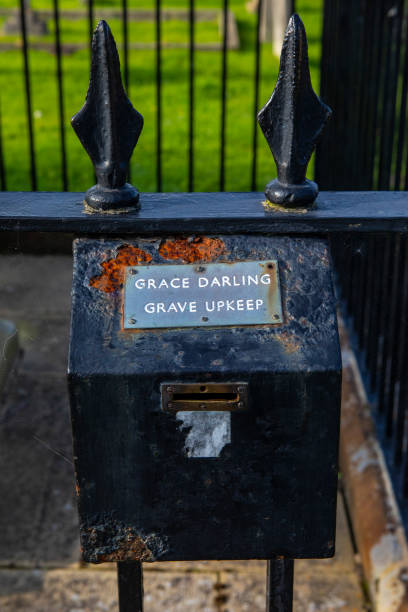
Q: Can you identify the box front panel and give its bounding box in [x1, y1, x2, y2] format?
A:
[69, 235, 341, 562]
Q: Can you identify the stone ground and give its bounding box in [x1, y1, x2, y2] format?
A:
[0, 254, 369, 611]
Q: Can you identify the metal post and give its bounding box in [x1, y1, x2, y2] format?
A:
[117, 562, 144, 612]
[266, 559, 294, 612]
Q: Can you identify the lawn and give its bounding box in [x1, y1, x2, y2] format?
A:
[0, 0, 323, 192]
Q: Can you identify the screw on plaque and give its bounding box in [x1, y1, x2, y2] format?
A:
[258, 14, 332, 208]
[71, 20, 144, 212]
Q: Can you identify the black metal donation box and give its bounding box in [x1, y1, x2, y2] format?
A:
[69, 234, 341, 564]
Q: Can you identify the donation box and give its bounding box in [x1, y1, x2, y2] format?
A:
[69, 234, 341, 564]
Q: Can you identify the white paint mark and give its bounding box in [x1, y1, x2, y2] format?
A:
[350, 447, 378, 473]
[176, 411, 231, 458]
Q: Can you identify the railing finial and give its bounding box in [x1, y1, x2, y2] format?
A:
[71, 20, 144, 212]
[258, 14, 331, 208]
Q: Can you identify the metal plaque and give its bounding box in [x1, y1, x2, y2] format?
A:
[124, 260, 282, 329]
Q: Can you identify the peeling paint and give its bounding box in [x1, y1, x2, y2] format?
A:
[276, 330, 301, 354]
[350, 447, 379, 474]
[159, 236, 226, 263]
[176, 411, 231, 458]
[89, 245, 152, 293]
[82, 522, 168, 563]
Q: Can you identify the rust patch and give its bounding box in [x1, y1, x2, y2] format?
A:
[82, 522, 167, 563]
[159, 236, 225, 263]
[276, 330, 301, 354]
[90, 245, 152, 293]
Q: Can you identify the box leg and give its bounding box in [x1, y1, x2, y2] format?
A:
[117, 561, 144, 612]
[267, 559, 294, 611]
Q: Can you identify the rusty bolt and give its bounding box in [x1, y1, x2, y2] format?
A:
[202, 316, 209, 322]
[129, 268, 138, 275]
[195, 266, 206, 273]
[128, 317, 137, 324]
[273, 314, 280, 320]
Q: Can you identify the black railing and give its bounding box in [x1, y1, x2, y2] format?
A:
[317, 0, 408, 190]
[318, 0, 408, 527]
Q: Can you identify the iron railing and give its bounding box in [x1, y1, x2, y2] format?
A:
[318, 0, 408, 528]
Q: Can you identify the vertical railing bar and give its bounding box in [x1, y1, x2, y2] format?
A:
[117, 561, 144, 612]
[376, 0, 397, 188]
[361, 236, 376, 362]
[333, 0, 350, 188]
[156, 0, 162, 191]
[88, 0, 94, 58]
[19, 0, 37, 191]
[347, 0, 365, 188]
[350, 237, 364, 341]
[53, 0, 68, 191]
[219, 0, 229, 191]
[122, 0, 131, 182]
[368, 0, 388, 188]
[354, 0, 372, 188]
[122, 0, 129, 92]
[188, 0, 195, 192]
[392, 235, 408, 464]
[378, 235, 400, 415]
[371, 234, 392, 391]
[365, 235, 381, 381]
[367, 235, 388, 391]
[394, 1, 408, 188]
[385, 235, 406, 437]
[315, 0, 330, 186]
[329, 0, 342, 188]
[347, 236, 359, 317]
[250, 0, 263, 191]
[357, 0, 371, 187]
[266, 559, 294, 611]
[361, 2, 381, 187]
[355, 238, 369, 350]
[342, 234, 353, 307]
[0, 101, 6, 191]
[379, 234, 402, 429]
[378, 0, 404, 189]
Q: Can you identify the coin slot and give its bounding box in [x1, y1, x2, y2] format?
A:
[161, 382, 248, 412]
[173, 392, 237, 402]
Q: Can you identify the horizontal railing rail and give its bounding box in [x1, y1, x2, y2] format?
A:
[1, 191, 408, 235]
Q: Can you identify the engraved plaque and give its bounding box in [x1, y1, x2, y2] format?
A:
[124, 260, 282, 329]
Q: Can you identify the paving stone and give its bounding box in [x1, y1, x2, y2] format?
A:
[0, 562, 366, 611]
[0, 255, 72, 318]
[0, 569, 217, 612]
[0, 373, 79, 567]
[9, 317, 70, 375]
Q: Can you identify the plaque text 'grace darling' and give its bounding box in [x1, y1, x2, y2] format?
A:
[123, 260, 283, 329]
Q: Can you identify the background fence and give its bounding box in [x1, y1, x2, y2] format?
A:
[0, 0, 326, 194]
[318, 0, 408, 527]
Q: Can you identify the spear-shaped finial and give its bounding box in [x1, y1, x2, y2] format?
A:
[258, 14, 331, 208]
[71, 21, 144, 212]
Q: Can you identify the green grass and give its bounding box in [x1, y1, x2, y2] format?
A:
[0, 0, 323, 192]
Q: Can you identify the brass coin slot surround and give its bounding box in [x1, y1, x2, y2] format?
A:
[161, 382, 248, 412]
